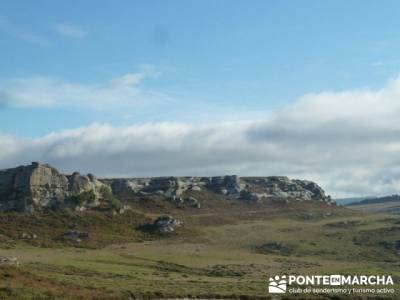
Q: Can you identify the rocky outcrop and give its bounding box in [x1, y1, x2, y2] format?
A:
[108, 175, 332, 204]
[0, 162, 69, 212]
[0, 162, 108, 212]
[241, 176, 332, 202]
[256, 242, 294, 255]
[62, 230, 89, 243]
[153, 215, 182, 233]
[167, 195, 201, 208]
[139, 177, 207, 198]
[0, 162, 333, 212]
[207, 175, 242, 195]
[108, 179, 141, 196]
[68, 172, 101, 195]
[143, 177, 181, 197]
[67, 172, 105, 208]
[20, 232, 38, 240]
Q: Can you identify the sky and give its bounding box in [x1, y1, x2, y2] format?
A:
[1, 1, 400, 198]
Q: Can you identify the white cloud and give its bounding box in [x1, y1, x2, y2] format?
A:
[0, 68, 168, 110]
[2, 76, 400, 198]
[53, 23, 87, 39]
[110, 73, 145, 86]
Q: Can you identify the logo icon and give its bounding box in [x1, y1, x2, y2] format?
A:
[268, 275, 287, 293]
[330, 275, 342, 286]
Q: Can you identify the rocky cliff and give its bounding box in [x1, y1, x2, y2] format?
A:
[105, 175, 332, 204]
[0, 162, 333, 212]
[0, 162, 108, 212]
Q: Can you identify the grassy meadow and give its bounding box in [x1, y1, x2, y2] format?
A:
[0, 198, 398, 299]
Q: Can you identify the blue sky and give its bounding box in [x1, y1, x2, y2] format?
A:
[2, 1, 400, 197]
[2, 0, 400, 136]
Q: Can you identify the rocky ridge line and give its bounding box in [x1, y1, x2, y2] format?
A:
[0, 162, 333, 212]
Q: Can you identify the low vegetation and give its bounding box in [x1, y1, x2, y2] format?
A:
[66, 190, 96, 207]
[0, 200, 398, 299]
[0, 211, 151, 248]
[99, 186, 122, 210]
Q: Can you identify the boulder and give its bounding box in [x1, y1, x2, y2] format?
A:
[109, 178, 147, 196]
[147, 177, 178, 191]
[110, 179, 132, 195]
[169, 196, 200, 208]
[256, 242, 294, 255]
[190, 185, 201, 191]
[0, 256, 19, 265]
[153, 215, 181, 233]
[63, 230, 89, 243]
[143, 177, 198, 198]
[20, 232, 37, 240]
[208, 175, 241, 195]
[142, 177, 178, 197]
[67, 171, 105, 199]
[187, 196, 201, 208]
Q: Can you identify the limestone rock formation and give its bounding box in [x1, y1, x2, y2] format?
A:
[0, 162, 333, 212]
[0, 162, 108, 212]
[108, 175, 331, 204]
[67, 172, 105, 208]
[0, 162, 69, 212]
[241, 176, 332, 202]
[208, 175, 242, 195]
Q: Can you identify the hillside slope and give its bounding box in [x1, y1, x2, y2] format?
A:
[346, 195, 400, 214]
[0, 201, 398, 299]
[0, 163, 398, 299]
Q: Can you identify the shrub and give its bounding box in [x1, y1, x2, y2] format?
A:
[67, 190, 96, 206]
[99, 186, 121, 210]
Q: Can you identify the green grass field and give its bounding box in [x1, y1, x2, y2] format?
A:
[0, 200, 398, 299]
[347, 201, 400, 215]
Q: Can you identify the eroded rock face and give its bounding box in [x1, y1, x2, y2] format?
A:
[0, 162, 69, 211]
[241, 177, 332, 202]
[104, 175, 332, 204]
[145, 177, 181, 197]
[208, 175, 241, 195]
[67, 172, 105, 200]
[0, 162, 333, 212]
[0, 162, 107, 212]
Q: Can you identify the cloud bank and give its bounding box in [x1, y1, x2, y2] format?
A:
[2, 77, 400, 197]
